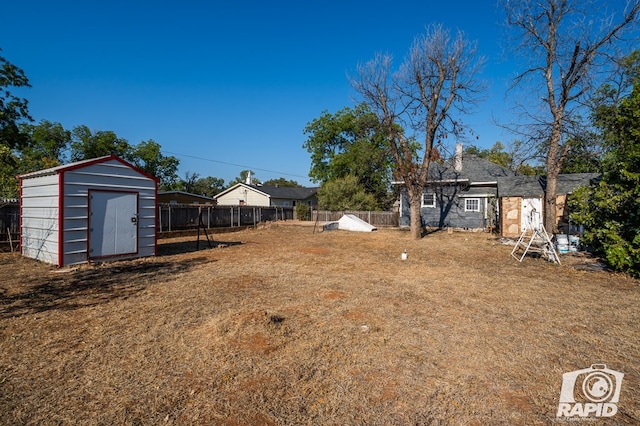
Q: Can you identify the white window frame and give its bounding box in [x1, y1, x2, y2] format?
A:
[465, 198, 480, 212]
[421, 192, 436, 208]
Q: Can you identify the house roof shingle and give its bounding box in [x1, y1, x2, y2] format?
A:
[214, 183, 318, 201]
[497, 173, 600, 197]
[250, 185, 318, 200]
[427, 154, 515, 183]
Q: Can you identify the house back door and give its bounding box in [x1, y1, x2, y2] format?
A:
[89, 191, 138, 258]
[521, 197, 543, 231]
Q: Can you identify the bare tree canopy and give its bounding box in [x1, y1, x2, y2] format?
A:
[350, 24, 486, 239]
[502, 0, 640, 232]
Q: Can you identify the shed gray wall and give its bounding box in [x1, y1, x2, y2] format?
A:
[21, 174, 59, 264]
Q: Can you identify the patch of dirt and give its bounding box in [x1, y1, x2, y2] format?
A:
[1, 225, 639, 425]
[301, 246, 331, 255]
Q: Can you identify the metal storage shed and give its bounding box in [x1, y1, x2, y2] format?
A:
[19, 155, 158, 267]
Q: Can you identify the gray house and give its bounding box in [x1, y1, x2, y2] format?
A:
[398, 147, 515, 230]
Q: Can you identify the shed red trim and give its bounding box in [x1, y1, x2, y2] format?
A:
[57, 172, 64, 268]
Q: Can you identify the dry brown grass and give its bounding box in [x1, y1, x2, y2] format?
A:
[1, 222, 639, 425]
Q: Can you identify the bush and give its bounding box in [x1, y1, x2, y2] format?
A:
[295, 204, 310, 221]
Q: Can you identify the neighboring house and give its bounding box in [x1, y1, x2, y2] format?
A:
[215, 183, 319, 207]
[398, 145, 515, 230]
[497, 173, 600, 238]
[158, 191, 216, 205]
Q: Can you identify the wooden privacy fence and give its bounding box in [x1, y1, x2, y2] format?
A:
[157, 204, 295, 232]
[311, 210, 399, 227]
[1, 203, 398, 246]
[0, 202, 19, 243]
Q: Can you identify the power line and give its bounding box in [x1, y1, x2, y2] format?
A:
[162, 150, 310, 180]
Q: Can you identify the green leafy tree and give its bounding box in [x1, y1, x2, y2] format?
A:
[303, 104, 393, 209]
[179, 171, 200, 193]
[262, 177, 302, 187]
[131, 139, 179, 188]
[19, 120, 71, 172]
[465, 142, 513, 169]
[191, 176, 225, 197]
[0, 120, 71, 198]
[317, 175, 378, 211]
[559, 134, 602, 174]
[0, 50, 32, 153]
[0, 145, 19, 198]
[569, 57, 640, 277]
[70, 125, 133, 162]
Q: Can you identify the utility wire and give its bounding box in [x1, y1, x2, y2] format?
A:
[162, 150, 310, 180]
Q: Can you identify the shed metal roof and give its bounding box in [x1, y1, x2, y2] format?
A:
[18, 155, 158, 182]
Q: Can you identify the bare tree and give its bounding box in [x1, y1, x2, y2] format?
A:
[350, 24, 485, 239]
[503, 0, 640, 232]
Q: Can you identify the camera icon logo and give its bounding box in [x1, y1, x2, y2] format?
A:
[557, 364, 624, 418]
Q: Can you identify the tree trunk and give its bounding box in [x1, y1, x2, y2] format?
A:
[544, 119, 563, 234]
[544, 172, 558, 234]
[407, 185, 423, 239]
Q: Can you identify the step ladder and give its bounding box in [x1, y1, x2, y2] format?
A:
[511, 210, 560, 264]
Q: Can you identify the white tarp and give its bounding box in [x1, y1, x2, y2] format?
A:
[337, 214, 377, 232]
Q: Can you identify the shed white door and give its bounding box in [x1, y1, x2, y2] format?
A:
[521, 197, 543, 231]
[89, 191, 138, 257]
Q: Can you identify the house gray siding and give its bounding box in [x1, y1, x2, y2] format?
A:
[399, 186, 496, 230]
[397, 152, 514, 230]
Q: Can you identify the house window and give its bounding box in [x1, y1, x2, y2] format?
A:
[465, 198, 480, 212]
[421, 192, 436, 208]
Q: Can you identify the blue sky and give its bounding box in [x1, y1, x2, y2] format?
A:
[3, 1, 519, 186]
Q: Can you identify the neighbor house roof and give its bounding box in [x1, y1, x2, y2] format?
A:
[214, 183, 318, 201]
[497, 173, 600, 197]
[255, 185, 318, 200]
